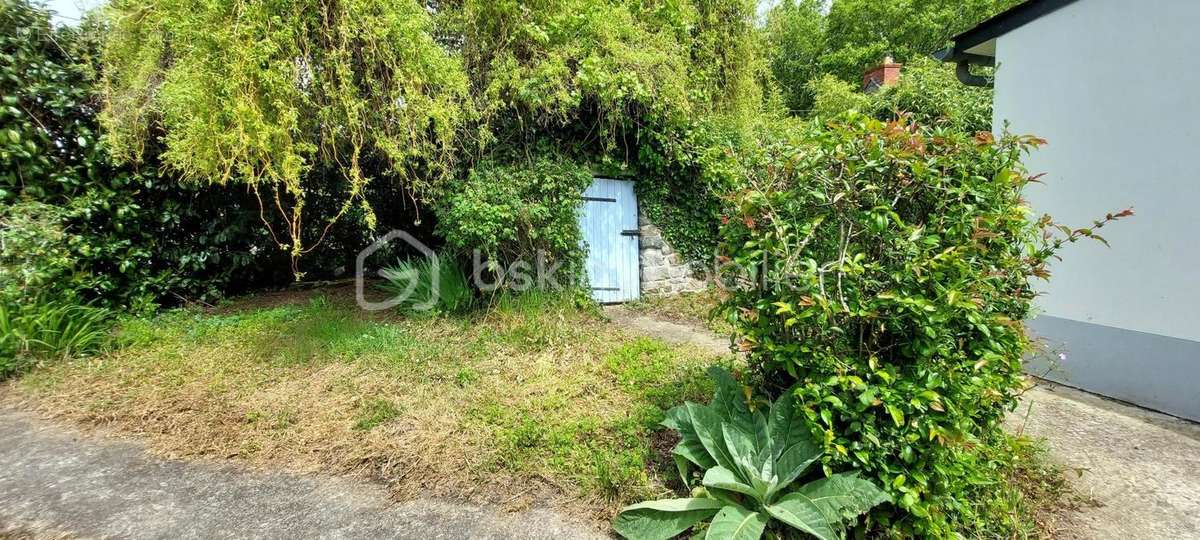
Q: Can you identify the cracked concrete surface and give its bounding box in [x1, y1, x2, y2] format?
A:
[0, 411, 606, 540]
[1012, 383, 1200, 539]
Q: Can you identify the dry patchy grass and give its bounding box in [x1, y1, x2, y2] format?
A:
[5, 289, 731, 520]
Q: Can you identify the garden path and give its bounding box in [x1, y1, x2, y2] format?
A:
[605, 305, 1200, 540]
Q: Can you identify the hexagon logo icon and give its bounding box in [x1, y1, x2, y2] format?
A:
[356, 230, 439, 312]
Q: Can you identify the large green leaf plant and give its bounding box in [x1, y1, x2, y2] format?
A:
[614, 368, 888, 540]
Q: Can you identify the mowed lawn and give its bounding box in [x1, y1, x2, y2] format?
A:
[6, 287, 730, 517]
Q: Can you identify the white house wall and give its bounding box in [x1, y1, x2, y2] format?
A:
[991, 0, 1200, 419]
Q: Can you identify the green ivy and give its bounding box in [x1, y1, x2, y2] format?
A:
[635, 118, 742, 264]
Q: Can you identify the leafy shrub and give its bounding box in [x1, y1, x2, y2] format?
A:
[0, 201, 112, 376]
[717, 114, 1126, 537]
[378, 257, 474, 314]
[1, 0, 280, 310]
[808, 75, 873, 120]
[0, 202, 75, 300]
[436, 157, 592, 288]
[613, 367, 888, 539]
[878, 57, 992, 134]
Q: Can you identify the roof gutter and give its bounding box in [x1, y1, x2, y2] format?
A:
[955, 61, 991, 87]
[934, 0, 1080, 88]
[933, 48, 996, 87]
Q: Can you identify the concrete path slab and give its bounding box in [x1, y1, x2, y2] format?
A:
[0, 411, 606, 540]
[605, 305, 730, 356]
[1014, 384, 1200, 539]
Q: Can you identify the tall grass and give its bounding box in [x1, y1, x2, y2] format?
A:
[377, 257, 474, 314]
[0, 296, 112, 379]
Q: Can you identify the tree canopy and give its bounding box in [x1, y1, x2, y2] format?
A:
[101, 0, 471, 276]
[99, 0, 766, 276]
[765, 0, 1019, 114]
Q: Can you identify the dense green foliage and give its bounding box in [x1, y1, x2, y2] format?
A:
[717, 114, 1127, 537]
[613, 367, 888, 540]
[763, 0, 826, 113]
[764, 0, 1018, 114]
[820, 0, 1018, 83]
[436, 156, 592, 286]
[101, 0, 469, 277]
[0, 1, 275, 312]
[634, 118, 757, 264]
[99, 0, 769, 276]
[811, 57, 993, 133]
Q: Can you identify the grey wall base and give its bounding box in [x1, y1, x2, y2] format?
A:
[1026, 316, 1200, 421]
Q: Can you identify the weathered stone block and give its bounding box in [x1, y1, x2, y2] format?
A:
[642, 266, 670, 283]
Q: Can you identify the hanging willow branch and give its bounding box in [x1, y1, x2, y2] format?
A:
[100, 0, 468, 279]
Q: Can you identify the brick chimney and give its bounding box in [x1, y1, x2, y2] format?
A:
[862, 56, 902, 93]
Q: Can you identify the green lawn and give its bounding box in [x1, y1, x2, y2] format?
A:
[10, 287, 730, 517]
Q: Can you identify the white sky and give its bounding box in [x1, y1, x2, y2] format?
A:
[40, 0, 105, 24]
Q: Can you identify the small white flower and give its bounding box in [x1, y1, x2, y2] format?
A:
[1057, 353, 1067, 361]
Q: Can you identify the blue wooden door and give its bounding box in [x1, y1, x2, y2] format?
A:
[580, 178, 640, 303]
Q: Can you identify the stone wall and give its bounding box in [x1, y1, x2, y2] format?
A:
[638, 210, 707, 295]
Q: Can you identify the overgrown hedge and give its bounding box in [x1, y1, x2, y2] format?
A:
[436, 156, 592, 287]
[634, 118, 754, 264]
[0, 1, 277, 311]
[717, 114, 1124, 537]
